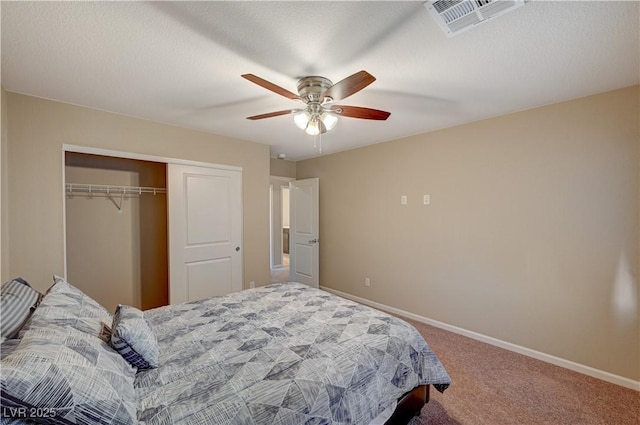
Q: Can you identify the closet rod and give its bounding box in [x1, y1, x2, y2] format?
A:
[65, 183, 167, 195]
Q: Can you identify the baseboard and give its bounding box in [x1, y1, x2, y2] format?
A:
[320, 285, 640, 392]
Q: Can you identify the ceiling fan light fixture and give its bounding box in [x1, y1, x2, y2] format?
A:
[295, 109, 336, 135]
[294, 110, 311, 130]
[320, 112, 338, 131]
[305, 118, 324, 136]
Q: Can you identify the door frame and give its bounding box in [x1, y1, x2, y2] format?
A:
[61, 144, 242, 281]
[269, 176, 295, 269]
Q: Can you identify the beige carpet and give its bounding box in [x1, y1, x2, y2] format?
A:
[270, 266, 290, 283]
[271, 254, 290, 283]
[402, 317, 639, 425]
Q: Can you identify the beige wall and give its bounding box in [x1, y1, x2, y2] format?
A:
[1, 86, 8, 283]
[297, 86, 639, 382]
[270, 158, 296, 179]
[6, 92, 271, 294]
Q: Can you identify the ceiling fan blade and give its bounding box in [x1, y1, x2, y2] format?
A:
[241, 74, 302, 101]
[321, 70, 376, 102]
[331, 105, 391, 120]
[246, 109, 297, 120]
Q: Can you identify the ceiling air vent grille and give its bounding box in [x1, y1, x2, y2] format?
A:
[425, 0, 526, 37]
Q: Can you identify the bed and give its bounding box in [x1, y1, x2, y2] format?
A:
[1, 277, 450, 425]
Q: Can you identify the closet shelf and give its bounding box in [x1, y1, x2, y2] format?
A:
[65, 183, 167, 196]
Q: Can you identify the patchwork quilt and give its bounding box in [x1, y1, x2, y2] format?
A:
[136, 283, 450, 425]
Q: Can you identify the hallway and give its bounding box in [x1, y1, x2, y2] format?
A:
[270, 254, 290, 283]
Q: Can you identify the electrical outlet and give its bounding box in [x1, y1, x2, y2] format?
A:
[364, 277, 371, 287]
[401, 195, 407, 205]
[249, 281, 255, 289]
[424, 194, 431, 205]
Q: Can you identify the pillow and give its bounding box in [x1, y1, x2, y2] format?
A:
[20, 277, 112, 338]
[0, 278, 42, 339]
[0, 326, 137, 425]
[48, 276, 111, 318]
[0, 418, 38, 424]
[0, 338, 21, 360]
[111, 305, 159, 369]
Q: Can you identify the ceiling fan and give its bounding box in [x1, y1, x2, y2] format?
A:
[241, 70, 390, 136]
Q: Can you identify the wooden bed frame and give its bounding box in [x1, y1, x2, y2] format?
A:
[384, 384, 430, 424]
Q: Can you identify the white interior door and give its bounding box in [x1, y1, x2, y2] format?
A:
[289, 178, 319, 288]
[168, 164, 242, 304]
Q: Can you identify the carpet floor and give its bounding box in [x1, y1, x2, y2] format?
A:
[401, 317, 639, 425]
[270, 266, 290, 283]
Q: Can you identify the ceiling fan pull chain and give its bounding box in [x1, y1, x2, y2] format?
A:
[311, 133, 322, 153]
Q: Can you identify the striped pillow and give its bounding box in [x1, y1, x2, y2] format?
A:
[111, 304, 159, 369]
[0, 278, 42, 339]
[1, 338, 21, 360]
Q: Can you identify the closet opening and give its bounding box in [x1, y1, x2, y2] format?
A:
[64, 152, 168, 311]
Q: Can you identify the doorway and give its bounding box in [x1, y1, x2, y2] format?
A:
[269, 177, 320, 287]
[269, 176, 294, 283]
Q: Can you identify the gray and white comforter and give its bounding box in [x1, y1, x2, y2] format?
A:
[136, 283, 450, 425]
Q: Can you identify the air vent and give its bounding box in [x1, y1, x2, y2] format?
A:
[425, 0, 525, 37]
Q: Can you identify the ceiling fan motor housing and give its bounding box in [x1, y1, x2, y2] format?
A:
[297, 76, 333, 103]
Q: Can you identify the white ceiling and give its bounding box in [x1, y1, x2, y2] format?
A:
[1, 1, 638, 161]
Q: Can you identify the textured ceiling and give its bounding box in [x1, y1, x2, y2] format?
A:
[1, 1, 638, 160]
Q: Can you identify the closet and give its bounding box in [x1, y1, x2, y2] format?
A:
[65, 152, 168, 311]
[64, 148, 244, 312]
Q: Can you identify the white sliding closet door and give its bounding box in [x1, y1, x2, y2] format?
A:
[168, 164, 242, 304]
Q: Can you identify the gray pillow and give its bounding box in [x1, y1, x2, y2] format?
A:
[0, 278, 42, 339]
[0, 325, 137, 424]
[20, 277, 112, 338]
[111, 304, 159, 369]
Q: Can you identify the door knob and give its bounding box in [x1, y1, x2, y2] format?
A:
[235, 246, 240, 252]
[308, 238, 318, 244]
